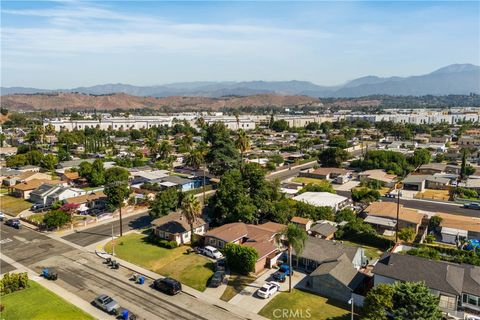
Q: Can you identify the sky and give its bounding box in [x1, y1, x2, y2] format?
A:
[1, 1, 479, 88]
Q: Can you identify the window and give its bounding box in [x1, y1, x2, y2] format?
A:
[439, 295, 456, 310]
[218, 241, 224, 248]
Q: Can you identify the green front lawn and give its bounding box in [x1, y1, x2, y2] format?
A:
[0, 280, 95, 320]
[0, 195, 32, 215]
[105, 233, 214, 291]
[220, 273, 256, 302]
[259, 289, 357, 320]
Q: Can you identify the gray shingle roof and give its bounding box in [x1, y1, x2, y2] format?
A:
[310, 253, 363, 290]
[293, 237, 358, 263]
[310, 223, 337, 237]
[373, 253, 467, 296]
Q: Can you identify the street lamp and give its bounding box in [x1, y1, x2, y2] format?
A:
[348, 297, 354, 320]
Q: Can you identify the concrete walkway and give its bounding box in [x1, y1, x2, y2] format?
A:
[229, 268, 307, 314]
[1, 253, 108, 320]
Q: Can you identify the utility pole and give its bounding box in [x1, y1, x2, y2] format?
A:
[395, 185, 401, 243]
[111, 224, 115, 256]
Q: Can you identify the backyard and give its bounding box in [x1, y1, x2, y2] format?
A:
[292, 177, 326, 185]
[0, 195, 32, 215]
[105, 233, 214, 291]
[0, 280, 94, 320]
[259, 289, 357, 320]
[341, 240, 385, 260]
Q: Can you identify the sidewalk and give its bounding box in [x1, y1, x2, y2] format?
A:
[1, 253, 107, 320]
[93, 241, 267, 320]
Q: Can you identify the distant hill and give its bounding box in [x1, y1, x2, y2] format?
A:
[1, 64, 479, 98]
[0, 92, 321, 111]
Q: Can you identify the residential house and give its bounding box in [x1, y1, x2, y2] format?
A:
[204, 221, 285, 273]
[57, 158, 96, 170]
[459, 136, 480, 147]
[373, 253, 480, 315]
[403, 174, 450, 192]
[29, 184, 86, 205]
[299, 167, 352, 184]
[292, 237, 367, 304]
[2, 171, 52, 187]
[152, 211, 207, 245]
[418, 163, 447, 175]
[464, 179, 480, 193]
[0, 168, 22, 186]
[363, 201, 425, 234]
[293, 192, 349, 212]
[64, 191, 107, 214]
[290, 216, 313, 232]
[60, 171, 82, 185]
[9, 179, 66, 199]
[309, 221, 337, 240]
[358, 169, 397, 188]
[434, 212, 480, 244]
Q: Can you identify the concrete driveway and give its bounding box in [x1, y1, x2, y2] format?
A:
[229, 268, 307, 314]
[333, 180, 360, 192]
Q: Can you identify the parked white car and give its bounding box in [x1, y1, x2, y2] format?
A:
[257, 281, 280, 299]
[202, 246, 224, 259]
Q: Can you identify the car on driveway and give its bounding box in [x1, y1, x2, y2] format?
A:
[0, 211, 5, 221]
[464, 203, 480, 210]
[257, 281, 280, 299]
[272, 264, 293, 282]
[92, 294, 120, 314]
[5, 218, 21, 229]
[209, 271, 226, 288]
[203, 246, 224, 259]
[153, 277, 182, 295]
[31, 204, 51, 213]
[215, 258, 226, 271]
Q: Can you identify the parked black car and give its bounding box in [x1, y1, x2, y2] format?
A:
[209, 271, 225, 288]
[215, 259, 226, 272]
[5, 218, 21, 229]
[31, 204, 51, 212]
[153, 277, 182, 295]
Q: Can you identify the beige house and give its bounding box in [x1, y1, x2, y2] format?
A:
[363, 201, 425, 234]
[9, 179, 66, 199]
[152, 212, 207, 245]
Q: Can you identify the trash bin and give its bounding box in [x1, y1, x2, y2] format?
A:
[138, 276, 144, 285]
[122, 310, 129, 320]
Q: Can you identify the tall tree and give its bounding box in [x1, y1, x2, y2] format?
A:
[276, 223, 307, 292]
[104, 167, 131, 237]
[235, 129, 251, 167]
[181, 194, 202, 245]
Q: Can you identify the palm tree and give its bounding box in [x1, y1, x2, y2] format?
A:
[235, 129, 251, 167]
[276, 223, 307, 292]
[185, 149, 203, 172]
[181, 193, 202, 245]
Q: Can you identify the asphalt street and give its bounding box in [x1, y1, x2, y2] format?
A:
[336, 190, 480, 217]
[0, 223, 248, 320]
[62, 211, 153, 247]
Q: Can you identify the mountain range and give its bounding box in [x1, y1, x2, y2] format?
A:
[1, 64, 479, 98]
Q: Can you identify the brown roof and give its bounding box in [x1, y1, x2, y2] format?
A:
[16, 171, 37, 181]
[311, 167, 350, 175]
[205, 221, 284, 244]
[291, 216, 312, 225]
[359, 169, 397, 183]
[65, 191, 106, 205]
[205, 222, 248, 242]
[436, 212, 480, 233]
[365, 201, 425, 225]
[11, 179, 63, 191]
[63, 171, 80, 180]
[244, 239, 277, 259]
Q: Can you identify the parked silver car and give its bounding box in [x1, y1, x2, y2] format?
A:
[93, 294, 120, 314]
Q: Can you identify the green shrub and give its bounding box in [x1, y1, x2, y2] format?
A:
[0, 273, 28, 295]
[224, 243, 259, 275]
